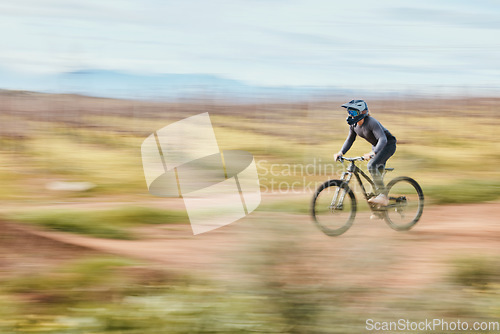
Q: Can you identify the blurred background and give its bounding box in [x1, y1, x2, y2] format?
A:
[1, 0, 500, 333]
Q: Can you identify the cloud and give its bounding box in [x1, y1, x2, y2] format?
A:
[0, 0, 499, 91]
[388, 6, 500, 30]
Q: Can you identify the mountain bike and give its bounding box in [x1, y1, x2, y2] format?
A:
[311, 156, 424, 236]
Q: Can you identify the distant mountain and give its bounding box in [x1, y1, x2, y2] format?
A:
[0, 68, 355, 101]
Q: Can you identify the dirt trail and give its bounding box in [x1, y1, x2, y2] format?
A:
[4, 202, 500, 288]
[0, 221, 99, 279]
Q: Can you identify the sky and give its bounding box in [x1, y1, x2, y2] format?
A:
[1, 0, 500, 93]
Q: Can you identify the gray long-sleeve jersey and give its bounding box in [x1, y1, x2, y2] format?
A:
[340, 116, 396, 155]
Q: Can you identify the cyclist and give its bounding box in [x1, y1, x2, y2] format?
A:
[333, 99, 397, 207]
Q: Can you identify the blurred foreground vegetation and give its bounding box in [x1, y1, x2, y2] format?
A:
[2, 248, 500, 333]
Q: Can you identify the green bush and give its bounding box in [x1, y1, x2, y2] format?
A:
[451, 257, 500, 288]
[8, 206, 189, 239]
[425, 179, 500, 204]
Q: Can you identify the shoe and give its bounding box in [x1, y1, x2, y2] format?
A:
[368, 194, 389, 206]
[370, 213, 383, 220]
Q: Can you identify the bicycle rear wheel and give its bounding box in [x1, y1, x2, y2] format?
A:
[384, 176, 424, 231]
[311, 180, 356, 236]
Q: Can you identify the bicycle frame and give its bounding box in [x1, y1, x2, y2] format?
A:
[330, 158, 378, 210]
[344, 160, 377, 200]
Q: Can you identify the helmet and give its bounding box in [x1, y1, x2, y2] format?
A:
[341, 99, 368, 126]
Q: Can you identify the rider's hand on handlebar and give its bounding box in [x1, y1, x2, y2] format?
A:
[334, 152, 343, 162]
[363, 151, 375, 161]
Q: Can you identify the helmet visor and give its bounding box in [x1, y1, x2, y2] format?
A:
[347, 108, 360, 117]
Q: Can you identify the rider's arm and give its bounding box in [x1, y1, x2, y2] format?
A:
[340, 126, 357, 154]
[370, 121, 387, 154]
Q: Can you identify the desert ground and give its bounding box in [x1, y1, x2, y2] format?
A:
[1, 91, 499, 333]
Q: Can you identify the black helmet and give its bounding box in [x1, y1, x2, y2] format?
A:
[341, 99, 368, 125]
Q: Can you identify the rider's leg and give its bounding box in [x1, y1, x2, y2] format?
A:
[367, 142, 396, 195]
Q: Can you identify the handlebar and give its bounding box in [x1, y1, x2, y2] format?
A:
[337, 156, 365, 162]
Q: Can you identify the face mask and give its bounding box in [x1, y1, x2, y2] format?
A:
[346, 113, 367, 126]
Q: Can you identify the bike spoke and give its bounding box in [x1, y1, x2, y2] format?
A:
[311, 181, 356, 236]
[384, 177, 424, 231]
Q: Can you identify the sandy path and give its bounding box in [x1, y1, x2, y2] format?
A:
[7, 201, 500, 289]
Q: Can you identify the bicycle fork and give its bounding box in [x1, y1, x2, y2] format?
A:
[330, 172, 352, 211]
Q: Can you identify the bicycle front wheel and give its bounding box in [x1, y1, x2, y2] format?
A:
[311, 180, 356, 236]
[384, 176, 424, 231]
